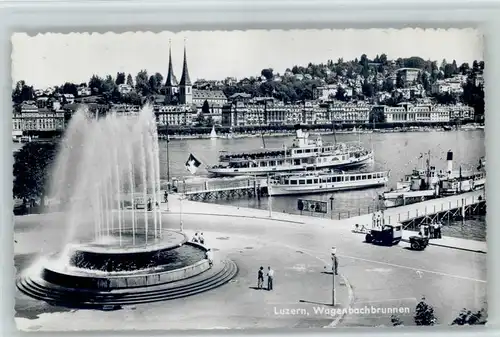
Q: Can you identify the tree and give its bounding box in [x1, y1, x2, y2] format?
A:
[396, 71, 405, 88]
[154, 73, 164, 90]
[135, 70, 151, 96]
[116, 72, 126, 85]
[421, 72, 431, 92]
[414, 297, 437, 326]
[335, 86, 347, 101]
[194, 113, 206, 126]
[451, 308, 487, 325]
[440, 59, 447, 72]
[472, 60, 479, 73]
[62, 82, 78, 96]
[148, 75, 161, 94]
[261, 68, 274, 80]
[390, 315, 403, 327]
[462, 79, 484, 121]
[459, 63, 470, 75]
[122, 92, 142, 105]
[13, 142, 57, 207]
[202, 100, 210, 115]
[443, 64, 455, 78]
[89, 75, 104, 94]
[101, 75, 118, 102]
[382, 78, 395, 92]
[362, 79, 374, 97]
[12, 80, 35, 104]
[369, 109, 386, 124]
[434, 92, 457, 105]
[379, 53, 388, 65]
[126, 73, 134, 86]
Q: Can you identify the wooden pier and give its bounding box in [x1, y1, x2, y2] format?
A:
[381, 189, 486, 230]
[183, 178, 268, 201]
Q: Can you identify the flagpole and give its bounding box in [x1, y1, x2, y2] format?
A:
[267, 174, 272, 218]
[166, 123, 170, 185]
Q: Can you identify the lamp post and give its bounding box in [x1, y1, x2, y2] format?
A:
[331, 246, 337, 306]
[329, 195, 335, 219]
[166, 123, 171, 187]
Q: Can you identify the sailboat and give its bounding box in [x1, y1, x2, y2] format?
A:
[210, 125, 217, 139]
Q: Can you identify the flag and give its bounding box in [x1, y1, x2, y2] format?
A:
[185, 154, 202, 175]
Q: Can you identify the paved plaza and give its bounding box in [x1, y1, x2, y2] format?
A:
[14, 196, 487, 330]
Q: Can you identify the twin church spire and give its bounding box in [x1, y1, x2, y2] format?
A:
[165, 39, 192, 105]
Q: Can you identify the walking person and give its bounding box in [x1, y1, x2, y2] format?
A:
[199, 232, 205, 245]
[206, 248, 213, 267]
[257, 266, 264, 289]
[164, 190, 169, 203]
[267, 266, 274, 291]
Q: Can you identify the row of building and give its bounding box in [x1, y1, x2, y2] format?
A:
[219, 100, 474, 127]
[11, 98, 475, 133]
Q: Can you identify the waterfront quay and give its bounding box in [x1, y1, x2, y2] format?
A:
[15, 191, 486, 330]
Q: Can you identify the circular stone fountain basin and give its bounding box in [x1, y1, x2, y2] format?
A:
[36, 230, 210, 290]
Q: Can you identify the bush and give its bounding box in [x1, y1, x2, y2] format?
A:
[414, 297, 437, 326]
[451, 308, 487, 325]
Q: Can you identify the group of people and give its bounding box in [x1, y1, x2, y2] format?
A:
[257, 266, 275, 291]
[419, 222, 442, 239]
[146, 198, 159, 211]
[192, 232, 205, 245]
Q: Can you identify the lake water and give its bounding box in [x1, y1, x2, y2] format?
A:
[13, 129, 486, 241]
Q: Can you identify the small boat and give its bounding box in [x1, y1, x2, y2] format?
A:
[267, 170, 389, 196]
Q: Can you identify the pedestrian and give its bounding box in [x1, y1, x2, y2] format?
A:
[206, 248, 213, 266]
[180, 220, 184, 232]
[164, 190, 169, 203]
[429, 223, 435, 238]
[192, 232, 199, 243]
[432, 222, 439, 239]
[257, 266, 264, 289]
[199, 232, 205, 245]
[147, 198, 152, 211]
[435, 222, 442, 239]
[267, 266, 274, 291]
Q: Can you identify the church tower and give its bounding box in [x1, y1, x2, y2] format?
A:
[178, 43, 193, 105]
[164, 40, 178, 104]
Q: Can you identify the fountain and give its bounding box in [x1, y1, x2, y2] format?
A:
[16, 105, 237, 308]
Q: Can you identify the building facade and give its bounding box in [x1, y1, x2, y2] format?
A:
[12, 102, 65, 132]
[379, 103, 455, 123]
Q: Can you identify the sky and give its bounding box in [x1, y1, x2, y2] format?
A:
[11, 28, 483, 89]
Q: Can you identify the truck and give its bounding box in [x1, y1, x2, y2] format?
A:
[364, 211, 402, 246]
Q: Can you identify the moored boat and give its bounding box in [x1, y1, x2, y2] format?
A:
[381, 150, 486, 208]
[268, 169, 389, 196]
[207, 129, 373, 177]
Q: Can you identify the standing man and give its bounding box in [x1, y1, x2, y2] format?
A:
[267, 266, 274, 291]
[435, 221, 442, 239]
